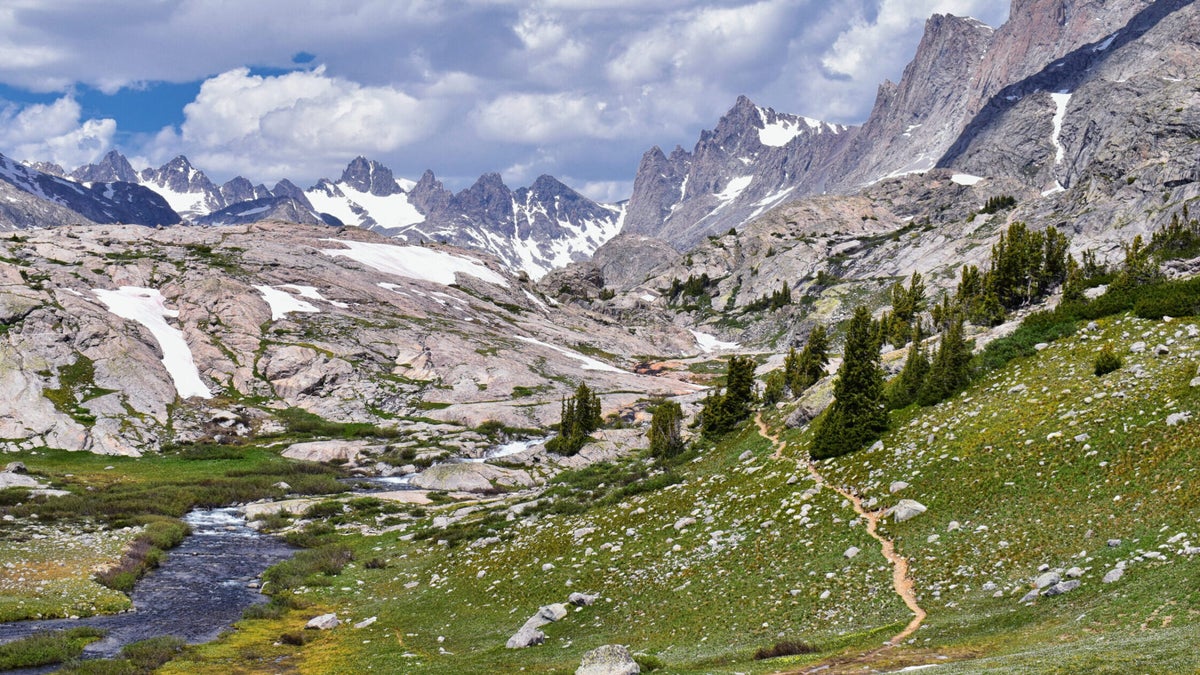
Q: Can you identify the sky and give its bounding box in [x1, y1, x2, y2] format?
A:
[0, 0, 1010, 202]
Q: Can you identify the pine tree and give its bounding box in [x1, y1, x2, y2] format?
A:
[917, 314, 973, 406]
[699, 355, 757, 438]
[886, 325, 930, 410]
[810, 305, 888, 459]
[546, 382, 603, 455]
[787, 325, 829, 395]
[648, 400, 686, 458]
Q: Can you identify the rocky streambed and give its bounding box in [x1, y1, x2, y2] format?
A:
[0, 508, 293, 662]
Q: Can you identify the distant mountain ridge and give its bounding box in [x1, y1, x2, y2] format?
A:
[0, 151, 626, 280]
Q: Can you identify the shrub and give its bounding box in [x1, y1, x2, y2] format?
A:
[753, 639, 819, 660]
[1094, 346, 1123, 376]
[0, 627, 106, 669]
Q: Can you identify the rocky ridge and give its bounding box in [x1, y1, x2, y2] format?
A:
[0, 222, 703, 457]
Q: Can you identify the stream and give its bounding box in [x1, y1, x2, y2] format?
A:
[0, 437, 544, 670]
[0, 508, 293, 667]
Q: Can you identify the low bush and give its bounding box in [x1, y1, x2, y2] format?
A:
[262, 544, 354, 592]
[753, 639, 819, 660]
[1094, 346, 1123, 376]
[0, 627, 106, 669]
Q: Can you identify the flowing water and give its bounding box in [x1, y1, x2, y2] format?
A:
[0, 507, 293, 664]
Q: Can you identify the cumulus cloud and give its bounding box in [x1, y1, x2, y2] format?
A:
[150, 66, 440, 180]
[0, 0, 1011, 195]
[0, 96, 115, 167]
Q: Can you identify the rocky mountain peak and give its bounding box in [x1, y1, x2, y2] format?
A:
[71, 150, 139, 184]
[407, 169, 451, 214]
[828, 13, 994, 189]
[339, 156, 402, 197]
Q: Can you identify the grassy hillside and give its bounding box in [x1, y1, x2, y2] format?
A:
[152, 310, 1200, 673]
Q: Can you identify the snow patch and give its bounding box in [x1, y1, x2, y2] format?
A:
[690, 329, 740, 353]
[951, 174, 984, 186]
[1049, 92, 1073, 165]
[280, 284, 349, 308]
[254, 285, 320, 320]
[514, 336, 624, 373]
[1042, 182, 1066, 197]
[320, 239, 509, 287]
[93, 287, 212, 399]
[1093, 34, 1117, 51]
[715, 175, 753, 202]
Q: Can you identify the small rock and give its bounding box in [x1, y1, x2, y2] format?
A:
[542, 563, 556, 572]
[1042, 580, 1081, 597]
[981, 581, 997, 592]
[1008, 384, 1027, 394]
[844, 546, 860, 559]
[889, 481, 910, 494]
[354, 617, 377, 629]
[673, 517, 696, 531]
[305, 613, 340, 630]
[506, 626, 546, 649]
[1154, 344, 1170, 356]
[1066, 567, 1084, 578]
[1166, 412, 1192, 427]
[1108, 539, 1122, 547]
[1034, 342, 1049, 351]
[1129, 341, 1146, 353]
[947, 521, 961, 532]
[1019, 589, 1040, 603]
[538, 603, 568, 622]
[575, 644, 640, 675]
[1102, 568, 1123, 584]
[4, 461, 26, 473]
[568, 592, 597, 606]
[1035, 572, 1061, 589]
[819, 590, 831, 600]
[889, 499, 927, 523]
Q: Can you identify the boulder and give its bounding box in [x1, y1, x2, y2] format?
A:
[888, 499, 927, 523]
[305, 613, 339, 630]
[4, 461, 26, 473]
[1042, 580, 1081, 597]
[537, 603, 568, 623]
[1034, 572, 1061, 589]
[0, 472, 41, 490]
[410, 462, 535, 493]
[576, 644, 641, 675]
[282, 439, 371, 465]
[505, 626, 546, 649]
[1166, 412, 1191, 427]
[569, 592, 598, 606]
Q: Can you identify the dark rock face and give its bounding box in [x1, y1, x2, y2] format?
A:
[197, 196, 327, 226]
[339, 156, 402, 196]
[388, 170, 623, 280]
[938, 0, 1200, 197]
[0, 153, 180, 228]
[71, 150, 140, 183]
[219, 176, 271, 205]
[828, 14, 995, 190]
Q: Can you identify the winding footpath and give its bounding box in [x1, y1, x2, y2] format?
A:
[756, 414, 926, 647]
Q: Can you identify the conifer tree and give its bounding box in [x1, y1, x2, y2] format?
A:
[786, 325, 829, 395]
[886, 325, 930, 410]
[648, 400, 685, 458]
[546, 382, 603, 455]
[810, 305, 888, 459]
[699, 355, 757, 438]
[917, 314, 973, 406]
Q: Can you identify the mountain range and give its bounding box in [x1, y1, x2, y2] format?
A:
[0, 0, 1196, 289]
